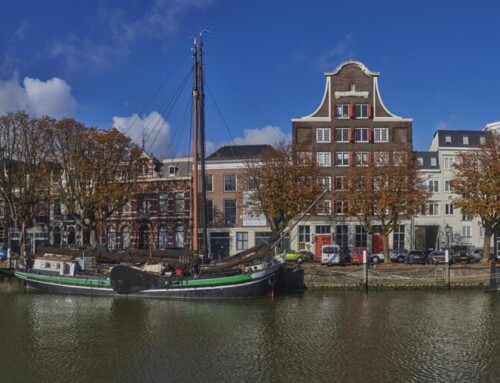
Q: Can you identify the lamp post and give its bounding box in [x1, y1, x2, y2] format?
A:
[445, 224, 451, 249]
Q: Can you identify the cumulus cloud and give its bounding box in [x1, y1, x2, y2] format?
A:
[113, 111, 171, 157]
[0, 75, 77, 118]
[230, 125, 291, 146]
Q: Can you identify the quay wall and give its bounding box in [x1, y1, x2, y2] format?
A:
[283, 264, 494, 290]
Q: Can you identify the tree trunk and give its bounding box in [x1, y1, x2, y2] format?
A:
[482, 232, 493, 263]
[382, 233, 390, 264]
[90, 226, 98, 249]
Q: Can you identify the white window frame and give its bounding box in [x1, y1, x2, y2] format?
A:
[335, 200, 347, 215]
[335, 176, 345, 190]
[316, 152, 331, 167]
[374, 152, 389, 166]
[430, 157, 437, 167]
[355, 128, 369, 143]
[224, 174, 237, 192]
[444, 203, 454, 215]
[443, 156, 455, 169]
[444, 179, 452, 192]
[355, 152, 368, 166]
[336, 152, 349, 167]
[355, 104, 368, 118]
[374, 128, 388, 143]
[336, 128, 350, 142]
[318, 176, 331, 191]
[462, 226, 471, 238]
[316, 128, 331, 143]
[335, 104, 349, 118]
[318, 200, 331, 215]
[428, 179, 439, 193]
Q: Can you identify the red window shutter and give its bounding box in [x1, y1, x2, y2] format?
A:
[349, 128, 355, 142]
[349, 152, 354, 166]
[368, 105, 373, 119]
[368, 128, 373, 142]
[349, 103, 354, 118]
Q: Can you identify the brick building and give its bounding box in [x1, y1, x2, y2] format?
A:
[291, 60, 413, 255]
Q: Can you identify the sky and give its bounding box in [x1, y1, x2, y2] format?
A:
[1, 0, 500, 157]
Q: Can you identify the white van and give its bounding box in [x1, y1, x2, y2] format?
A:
[321, 244, 342, 266]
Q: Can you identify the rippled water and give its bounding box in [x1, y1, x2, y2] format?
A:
[1, 275, 499, 383]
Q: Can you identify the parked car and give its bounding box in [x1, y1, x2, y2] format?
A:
[428, 250, 449, 265]
[451, 245, 472, 264]
[350, 247, 370, 265]
[299, 250, 316, 261]
[389, 248, 408, 263]
[369, 251, 385, 264]
[470, 249, 483, 263]
[405, 250, 428, 265]
[283, 249, 308, 263]
[321, 244, 344, 266]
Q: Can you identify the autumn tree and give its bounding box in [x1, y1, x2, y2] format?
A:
[47, 119, 143, 247]
[0, 111, 54, 254]
[450, 134, 500, 262]
[342, 146, 430, 263]
[242, 142, 324, 241]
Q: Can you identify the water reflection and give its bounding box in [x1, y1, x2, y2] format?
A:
[1, 278, 499, 383]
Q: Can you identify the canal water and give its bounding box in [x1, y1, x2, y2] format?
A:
[1, 275, 499, 383]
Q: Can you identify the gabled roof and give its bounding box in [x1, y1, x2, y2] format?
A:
[206, 144, 273, 161]
[433, 130, 489, 148]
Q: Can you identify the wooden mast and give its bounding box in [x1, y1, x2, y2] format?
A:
[192, 37, 199, 253]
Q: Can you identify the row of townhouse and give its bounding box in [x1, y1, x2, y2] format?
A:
[0, 61, 497, 258]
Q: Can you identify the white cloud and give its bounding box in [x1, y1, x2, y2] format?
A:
[0, 75, 76, 118]
[113, 111, 171, 157]
[230, 125, 290, 146]
[436, 120, 451, 130]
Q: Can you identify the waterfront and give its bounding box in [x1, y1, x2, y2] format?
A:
[1, 275, 499, 383]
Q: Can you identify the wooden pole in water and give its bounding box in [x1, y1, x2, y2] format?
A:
[363, 250, 368, 292]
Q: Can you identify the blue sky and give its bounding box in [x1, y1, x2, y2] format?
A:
[1, 0, 499, 157]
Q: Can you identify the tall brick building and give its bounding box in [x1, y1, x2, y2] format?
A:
[291, 61, 413, 255]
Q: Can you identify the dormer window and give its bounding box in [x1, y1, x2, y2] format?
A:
[417, 157, 424, 166]
[168, 165, 178, 177]
[445, 135, 451, 144]
[462, 136, 469, 145]
[430, 157, 437, 167]
[480, 136, 486, 145]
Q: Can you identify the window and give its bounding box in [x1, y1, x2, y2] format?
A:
[445, 203, 454, 215]
[168, 165, 178, 176]
[336, 128, 349, 142]
[335, 225, 349, 249]
[355, 225, 367, 247]
[462, 214, 471, 221]
[335, 104, 349, 118]
[335, 200, 347, 215]
[417, 157, 424, 166]
[53, 199, 61, 216]
[423, 202, 439, 216]
[316, 152, 331, 167]
[335, 176, 345, 190]
[121, 227, 130, 250]
[159, 193, 168, 213]
[158, 226, 168, 249]
[318, 176, 331, 191]
[349, 84, 356, 91]
[174, 193, 184, 213]
[205, 175, 213, 192]
[428, 179, 439, 192]
[479, 227, 485, 238]
[374, 128, 388, 142]
[174, 226, 184, 248]
[462, 226, 471, 238]
[355, 104, 368, 118]
[316, 225, 331, 234]
[316, 128, 331, 143]
[444, 180, 452, 192]
[393, 225, 405, 249]
[318, 200, 331, 215]
[224, 174, 237, 191]
[107, 228, 116, 250]
[142, 197, 151, 214]
[443, 156, 455, 169]
[480, 136, 486, 145]
[355, 152, 368, 166]
[298, 226, 311, 244]
[224, 199, 237, 224]
[374, 152, 389, 166]
[236, 232, 248, 250]
[336, 152, 349, 167]
[355, 128, 369, 142]
[430, 157, 437, 167]
[463, 136, 469, 145]
[445, 135, 451, 144]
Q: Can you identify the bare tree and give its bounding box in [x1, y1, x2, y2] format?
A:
[342, 146, 430, 262]
[47, 118, 143, 247]
[0, 112, 54, 254]
[242, 142, 324, 238]
[450, 134, 500, 262]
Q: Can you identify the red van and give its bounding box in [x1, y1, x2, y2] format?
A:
[350, 247, 370, 265]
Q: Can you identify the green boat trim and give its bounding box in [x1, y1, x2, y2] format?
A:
[15, 270, 111, 288]
[172, 273, 253, 288]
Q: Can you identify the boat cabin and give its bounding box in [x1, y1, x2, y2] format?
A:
[32, 254, 96, 277]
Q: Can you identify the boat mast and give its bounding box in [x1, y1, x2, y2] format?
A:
[192, 37, 199, 253]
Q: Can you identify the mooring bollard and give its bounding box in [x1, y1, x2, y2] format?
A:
[363, 250, 368, 292]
